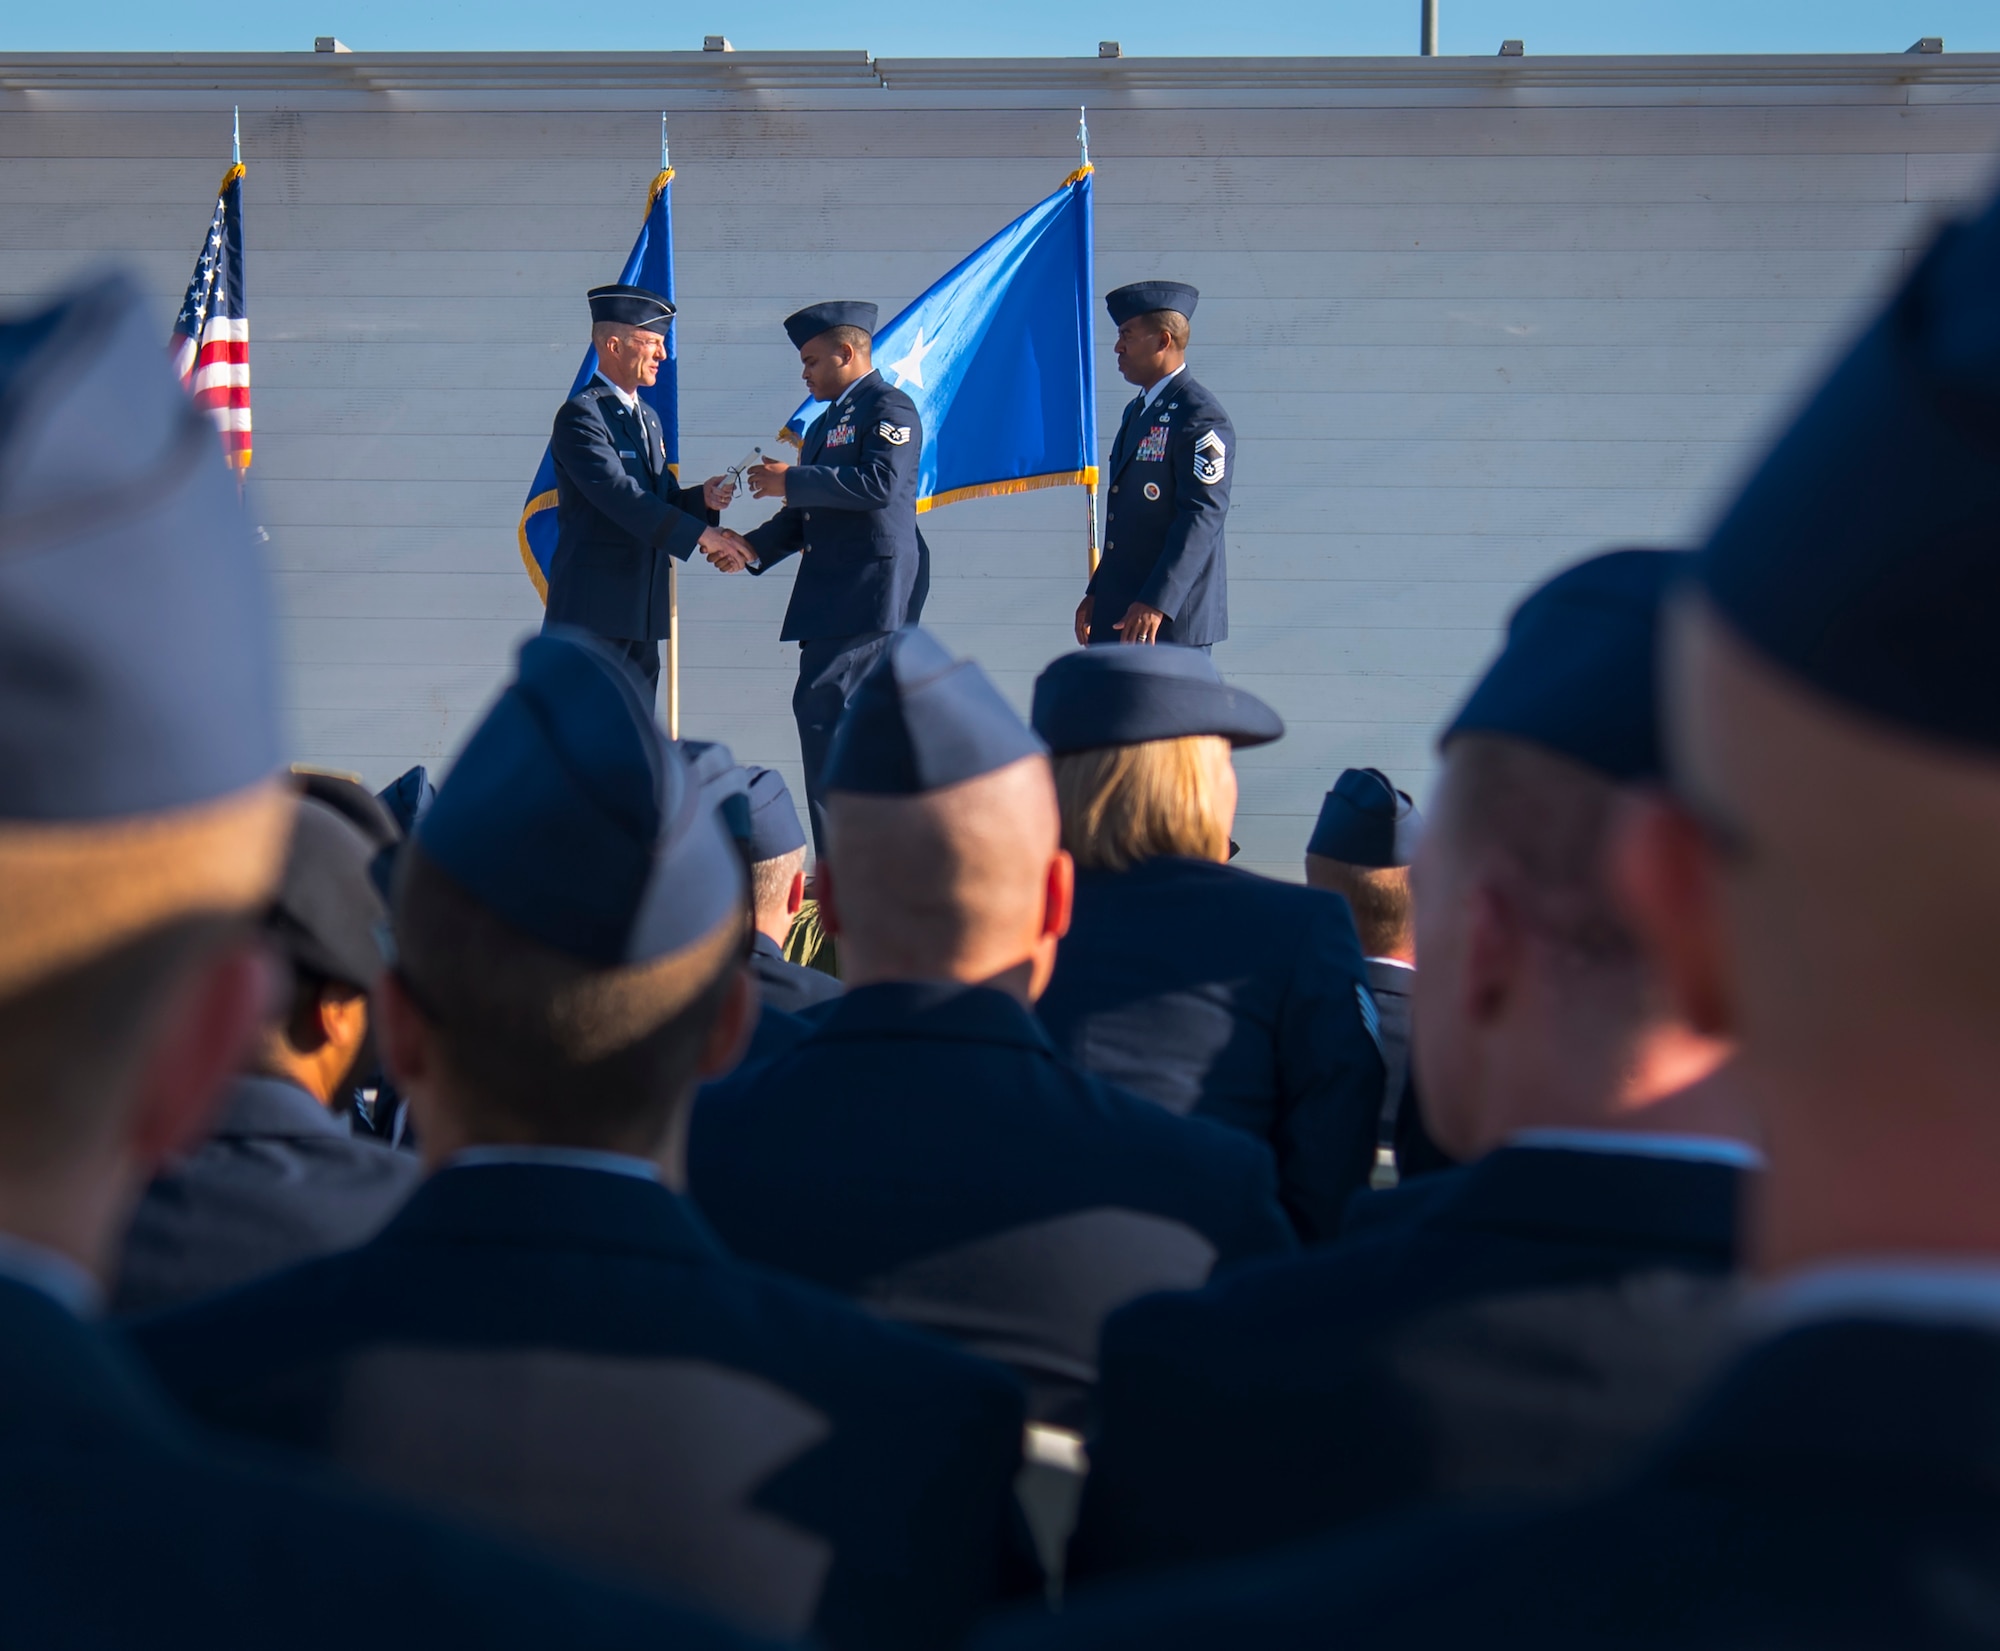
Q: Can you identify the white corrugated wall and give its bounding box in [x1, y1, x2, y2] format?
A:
[2, 56, 1996, 874]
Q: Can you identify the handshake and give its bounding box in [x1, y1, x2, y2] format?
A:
[695, 473, 756, 572]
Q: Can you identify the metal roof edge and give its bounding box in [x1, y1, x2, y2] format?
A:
[4, 49, 2000, 95]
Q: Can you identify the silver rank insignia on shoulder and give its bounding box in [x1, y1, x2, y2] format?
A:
[1193, 428, 1227, 486]
[878, 422, 912, 446]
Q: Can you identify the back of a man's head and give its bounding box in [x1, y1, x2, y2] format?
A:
[1414, 549, 1728, 1159]
[383, 632, 751, 1165]
[825, 755, 1061, 988]
[1657, 188, 2000, 1268]
[0, 271, 291, 1269]
[816, 627, 1063, 996]
[1304, 858, 1414, 961]
[392, 843, 739, 1151]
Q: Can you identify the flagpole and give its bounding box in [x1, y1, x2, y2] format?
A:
[1078, 107, 1102, 579]
[661, 115, 682, 738]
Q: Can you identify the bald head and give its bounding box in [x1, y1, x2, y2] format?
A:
[821, 755, 1072, 998]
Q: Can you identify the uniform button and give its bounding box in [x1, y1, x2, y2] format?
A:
[1106, 541, 1114, 550]
[1111, 485, 1119, 494]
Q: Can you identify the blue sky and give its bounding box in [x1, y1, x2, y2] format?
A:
[5, 0, 1996, 57]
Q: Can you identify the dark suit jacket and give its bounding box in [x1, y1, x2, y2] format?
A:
[744, 370, 930, 641]
[545, 377, 715, 641]
[1035, 858, 1386, 1241]
[0, 1277, 777, 1650]
[1088, 373, 1233, 645]
[133, 1162, 1026, 1651]
[115, 1075, 421, 1316]
[690, 983, 1297, 1428]
[981, 1314, 2000, 1651]
[751, 931, 843, 1015]
[1066, 1143, 1749, 1581]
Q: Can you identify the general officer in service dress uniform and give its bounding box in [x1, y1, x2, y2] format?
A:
[542, 283, 750, 703]
[711, 301, 929, 853]
[1076, 281, 1233, 649]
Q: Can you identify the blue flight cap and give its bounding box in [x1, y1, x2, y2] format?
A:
[743, 766, 808, 863]
[1700, 189, 2000, 753]
[414, 630, 743, 967]
[1308, 768, 1422, 868]
[587, 283, 675, 333]
[271, 798, 386, 991]
[783, 301, 878, 349]
[680, 738, 753, 849]
[1030, 646, 1284, 755]
[0, 270, 290, 996]
[375, 765, 436, 838]
[296, 769, 400, 850]
[822, 627, 1046, 796]
[1106, 281, 1199, 327]
[1444, 548, 1694, 784]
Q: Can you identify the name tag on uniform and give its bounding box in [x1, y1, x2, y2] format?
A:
[825, 421, 856, 448]
[1135, 425, 1171, 464]
[618, 449, 638, 459]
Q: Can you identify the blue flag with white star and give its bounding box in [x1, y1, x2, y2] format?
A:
[517, 169, 679, 599]
[782, 165, 1097, 513]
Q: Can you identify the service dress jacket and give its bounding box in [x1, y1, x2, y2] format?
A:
[979, 1312, 2000, 1651]
[1067, 1142, 1750, 1582]
[750, 931, 844, 1015]
[690, 982, 1297, 1428]
[1035, 857, 1386, 1241]
[544, 377, 716, 642]
[743, 369, 930, 641]
[1087, 373, 1234, 646]
[115, 1075, 420, 1316]
[132, 1161, 1028, 1651]
[0, 1275, 782, 1651]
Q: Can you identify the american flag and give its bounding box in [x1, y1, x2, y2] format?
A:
[171, 162, 250, 471]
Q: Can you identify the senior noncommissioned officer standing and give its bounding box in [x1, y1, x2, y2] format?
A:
[1077, 281, 1234, 650]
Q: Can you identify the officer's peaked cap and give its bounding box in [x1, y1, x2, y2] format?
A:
[1700, 185, 2000, 754]
[1031, 645, 1283, 755]
[1106, 281, 1199, 327]
[414, 630, 743, 968]
[1308, 768, 1422, 868]
[1445, 548, 1693, 784]
[785, 301, 878, 349]
[0, 270, 289, 998]
[588, 283, 675, 333]
[823, 627, 1046, 796]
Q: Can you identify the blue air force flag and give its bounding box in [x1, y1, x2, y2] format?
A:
[782, 165, 1098, 513]
[517, 169, 679, 598]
